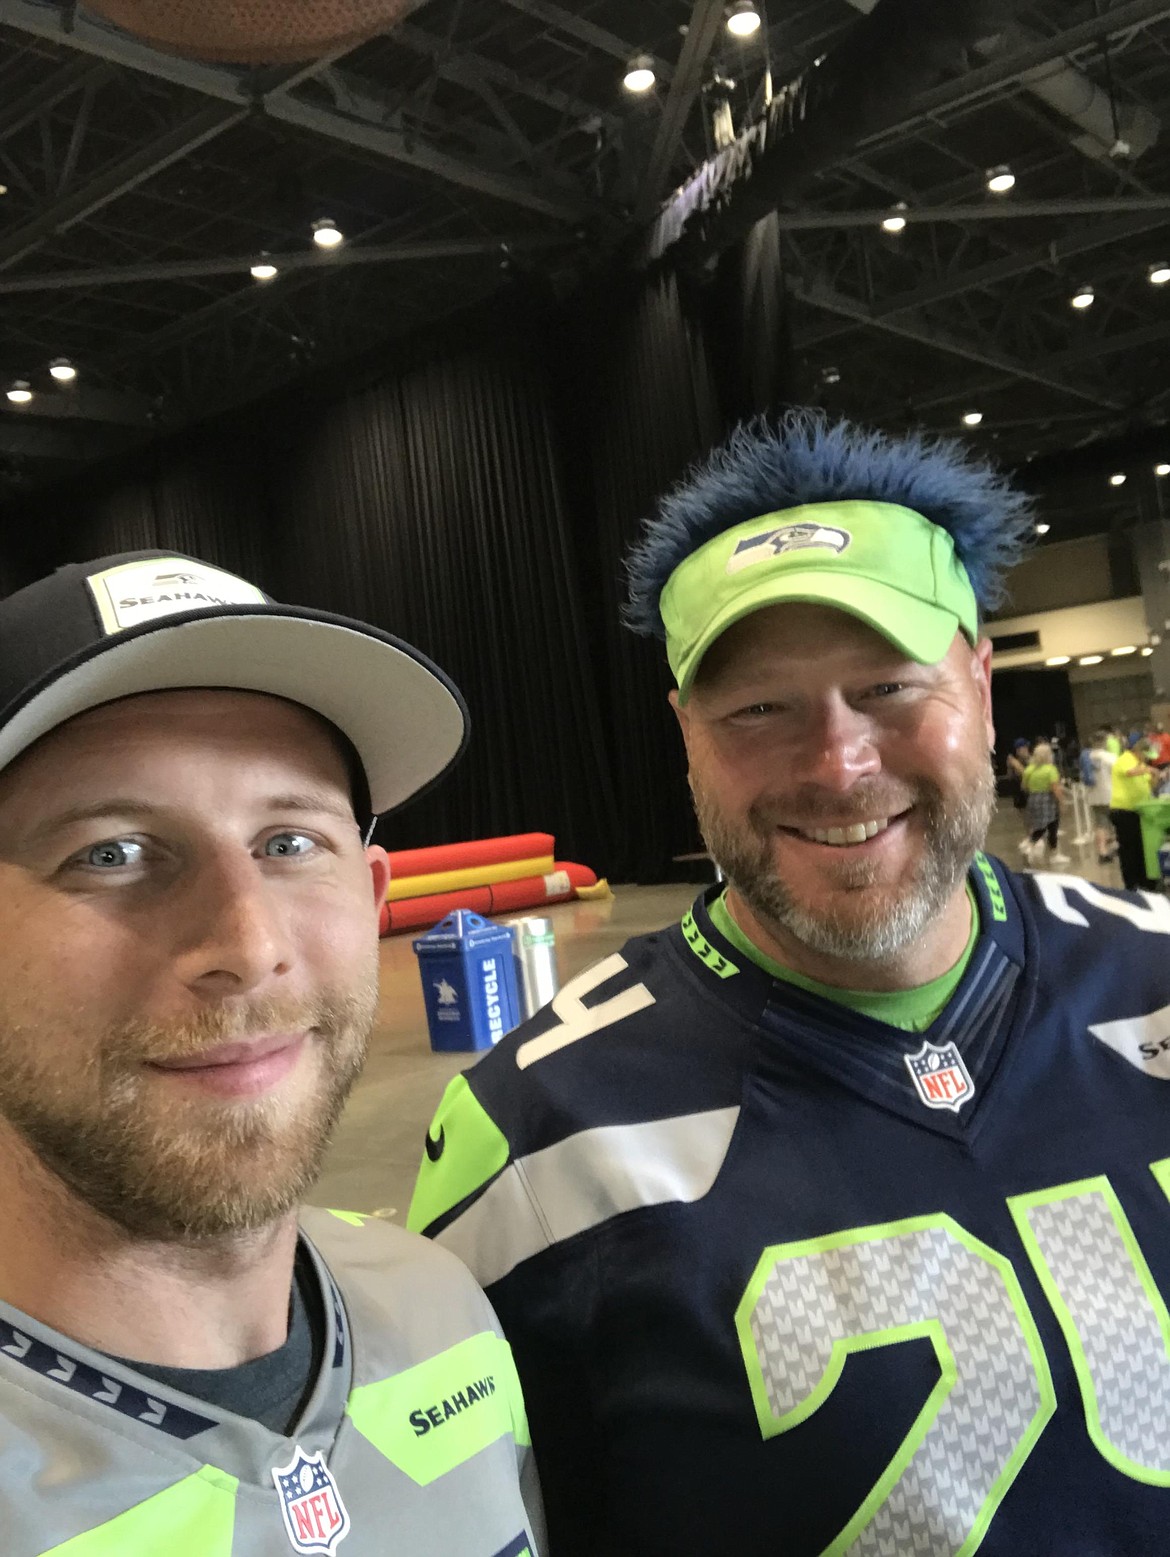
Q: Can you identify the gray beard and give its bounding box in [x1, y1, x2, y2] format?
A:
[693, 760, 997, 964]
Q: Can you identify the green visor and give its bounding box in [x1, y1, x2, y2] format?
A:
[660, 500, 979, 703]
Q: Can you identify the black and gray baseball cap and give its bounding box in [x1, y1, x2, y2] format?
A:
[0, 550, 469, 816]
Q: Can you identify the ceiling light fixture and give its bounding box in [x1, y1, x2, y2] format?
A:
[820, 365, 841, 385]
[623, 54, 656, 92]
[1079, 655, 1104, 665]
[986, 164, 1015, 194]
[961, 410, 983, 427]
[1148, 261, 1170, 286]
[1111, 645, 1137, 656]
[1045, 655, 1070, 666]
[5, 380, 32, 404]
[250, 260, 279, 281]
[880, 202, 908, 234]
[1142, 646, 1154, 656]
[1034, 522, 1051, 535]
[48, 358, 77, 383]
[1156, 463, 1170, 477]
[1109, 472, 1127, 486]
[726, 2, 761, 37]
[312, 219, 344, 249]
[1070, 284, 1095, 309]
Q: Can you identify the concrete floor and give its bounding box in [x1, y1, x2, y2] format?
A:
[312, 800, 1125, 1221]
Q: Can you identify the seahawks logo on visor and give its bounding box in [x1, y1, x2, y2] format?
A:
[726, 522, 850, 574]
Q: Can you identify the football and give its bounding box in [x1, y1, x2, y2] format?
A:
[82, 0, 413, 64]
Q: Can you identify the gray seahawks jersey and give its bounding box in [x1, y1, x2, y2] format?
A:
[1, 1208, 543, 1556]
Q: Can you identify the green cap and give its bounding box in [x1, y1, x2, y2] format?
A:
[660, 500, 979, 702]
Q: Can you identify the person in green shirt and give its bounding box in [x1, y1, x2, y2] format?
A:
[1020, 740, 1068, 867]
[1109, 733, 1156, 890]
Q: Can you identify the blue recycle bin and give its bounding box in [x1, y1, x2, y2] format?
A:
[413, 910, 521, 1052]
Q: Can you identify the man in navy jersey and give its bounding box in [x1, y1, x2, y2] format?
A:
[411, 412, 1170, 1556]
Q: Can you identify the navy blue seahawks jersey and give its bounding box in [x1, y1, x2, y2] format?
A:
[408, 856, 1170, 1557]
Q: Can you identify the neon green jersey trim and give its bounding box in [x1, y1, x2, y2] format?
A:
[43, 1467, 238, 1554]
[680, 908, 740, 978]
[406, 1074, 510, 1234]
[706, 884, 979, 1032]
[348, 1330, 529, 1486]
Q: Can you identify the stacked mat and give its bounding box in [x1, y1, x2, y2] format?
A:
[378, 832, 601, 935]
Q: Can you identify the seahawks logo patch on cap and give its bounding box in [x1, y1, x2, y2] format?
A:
[86, 557, 266, 636]
[726, 522, 850, 575]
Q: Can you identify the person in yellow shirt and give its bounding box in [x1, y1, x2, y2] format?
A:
[1021, 741, 1068, 866]
[1109, 733, 1156, 889]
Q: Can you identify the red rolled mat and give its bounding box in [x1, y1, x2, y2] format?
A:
[381, 862, 597, 936]
[386, 833, 555, 881]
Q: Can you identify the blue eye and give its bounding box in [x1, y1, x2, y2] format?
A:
[85, 840, 143, 868]
[264, 833, 315, 858]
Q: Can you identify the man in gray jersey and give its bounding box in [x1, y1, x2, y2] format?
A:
[0, 549, 542, 1556]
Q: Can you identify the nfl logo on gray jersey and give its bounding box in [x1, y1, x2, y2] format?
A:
[904, 1040, 974, 1113]
[272, 1446, 351, 1553]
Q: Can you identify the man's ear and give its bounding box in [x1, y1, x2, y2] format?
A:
[972, 637, 995, 748]
[366, 845, 391, 909]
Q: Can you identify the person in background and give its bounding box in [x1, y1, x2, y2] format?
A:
[0, 550, 542, 1556]
[1005, 738, 1032, 854]
[1021, 740, 1069, 866]
[1109, 731, 1157, 890]
[1080, 729, 1118, 865]
[1103, 725, 1122, 756]
[1144, 722, 1170, 770]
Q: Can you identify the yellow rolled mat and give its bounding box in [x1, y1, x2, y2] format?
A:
[385, 853, 554, 902]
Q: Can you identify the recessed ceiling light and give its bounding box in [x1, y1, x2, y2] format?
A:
[1079, 654, 1104, 665]
[1070, 284, 1095, 309]
[623, 54, 656, 92]
[1148, 262, 1170, 286]
[726, 2, 761, 36]
[312, 219, 344, 249]
[250, 261, 279, 281]
[48, 358, 77, 382]
[880, 203, 908, 233]
[1109, 472, 1127, 486]
[1034, 522, 1051, 535]
[5, 380, 32, 404]
[961, 410, 983, 427]
[1045, 655, 1070, 666]
[986, 164, 1015, 194]
[1111, 645, 1137, 656]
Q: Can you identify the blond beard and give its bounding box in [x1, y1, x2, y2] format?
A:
[0, 980, 377, 1242]
[691, 760, 996, 964]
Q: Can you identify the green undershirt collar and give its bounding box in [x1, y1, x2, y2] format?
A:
[707, 882, 980, 1033]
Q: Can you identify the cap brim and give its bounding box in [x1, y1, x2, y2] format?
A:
[0, 607, 468, 816]
[677, 573, 961, 700]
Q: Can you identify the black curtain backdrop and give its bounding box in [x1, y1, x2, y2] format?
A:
[0, 221, 797, 880]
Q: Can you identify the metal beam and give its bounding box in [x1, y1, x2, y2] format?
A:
[0, 103, 249, 272]
[0, 234, 566, 293]
[0, 381, 156, 426]
[497, 0, 672, 78]
[0, 0, 592, 221]
[264, 93, 588, 220]
[1047, 319, 1170, 371]
[635, 0, 724, 222]
[0, 56, 105, 144]
[787, 277, 1125, 411]
[858, 0, 1170, 153]
[775, 197, 1170, 232]
[797, 212, 1170, 346]
[0, 416, 145, 461]
[393, 20, 620, 132]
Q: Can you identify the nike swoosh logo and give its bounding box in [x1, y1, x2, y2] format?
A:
[425, 1125, 445, 1163]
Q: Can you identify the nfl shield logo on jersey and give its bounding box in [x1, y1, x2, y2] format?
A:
[904, 1040, 974, 1113]
[272, 1446, 351, 1554]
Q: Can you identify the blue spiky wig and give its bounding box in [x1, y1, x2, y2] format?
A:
[624, 409, 1034, 638]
